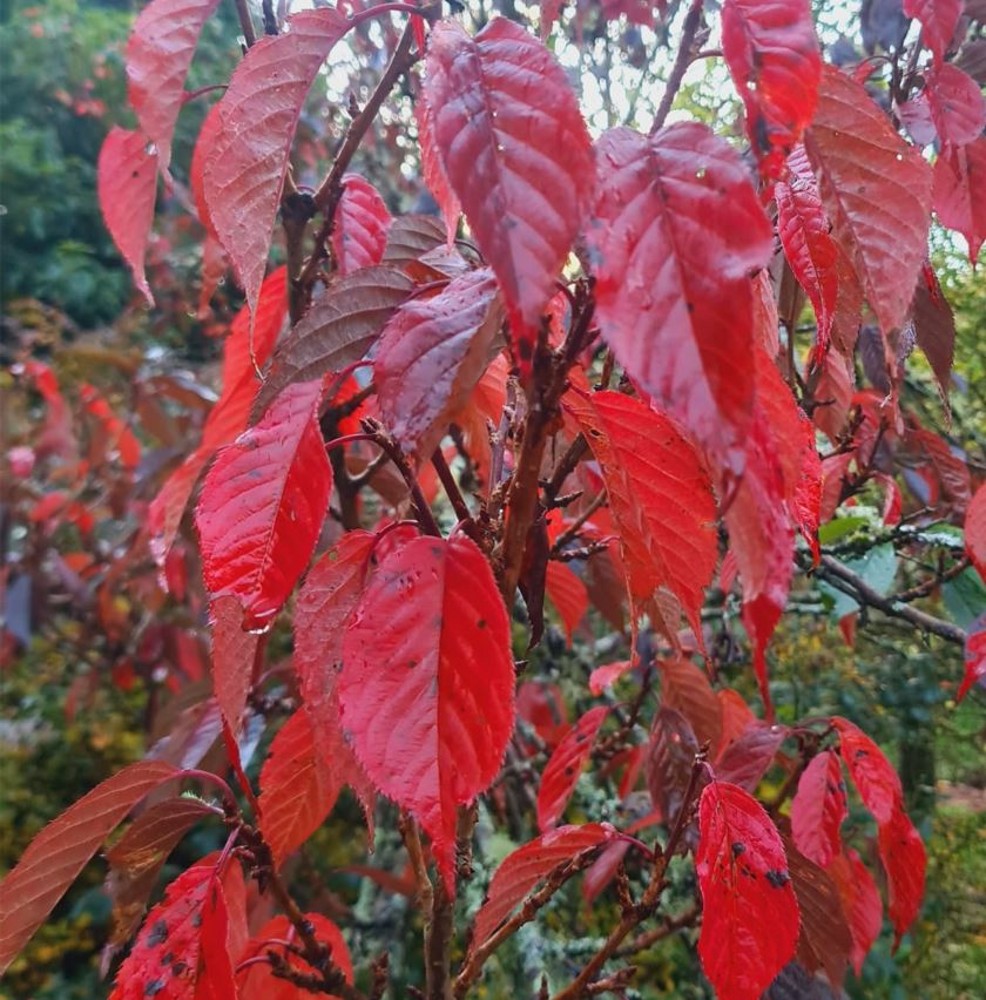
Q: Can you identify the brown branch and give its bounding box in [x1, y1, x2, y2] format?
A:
[650, 0, 706, 134]
[615, 903, 702, 957]
[432, 448, 474, 526]
[812, 554, 967, 645]
[232, 0, 258, 48]
[544, 435, 588, 506]
[550, 490, 608, 554]
[550, 753, 707, 1000]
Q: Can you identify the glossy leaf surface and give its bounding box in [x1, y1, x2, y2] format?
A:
[878, 808, 927, 947]
[587, 124, 773, 473]
[423, 17, 595, 366]
[338, 534, 515, 891]
[196, 380, 331, 629]
[331, 174, 392, 276]
[790, 750, 847, 867]
[832, 716, 903, 825]
[696, 781, 799, 1000]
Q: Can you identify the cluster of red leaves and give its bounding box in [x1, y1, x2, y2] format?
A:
[4, 1, 986, 999]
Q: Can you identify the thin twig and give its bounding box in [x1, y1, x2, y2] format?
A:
[551, 490, 608, 554]
[651, 0, 705, 134]
[232, 0, 258, 48]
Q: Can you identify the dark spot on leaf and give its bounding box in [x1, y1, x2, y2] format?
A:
[731, 841, 745, 857]
[146, 920, 168, 947]
[145, 980, 166, 997]
[477, 618, 487, 629]
[766, 868, 790, 888]
[564, 765, 575, 777]
[161, 952, 173, 966]
[686, 301, 694, 313]
[172, 960, 188, 977]
[854, 749, 868, 759]
[191, 913, 203, 928]
[518, 339, 533, 361]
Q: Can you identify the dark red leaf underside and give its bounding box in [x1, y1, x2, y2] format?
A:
[537, 705, 609, 831]
[331, 174, 393, 276]
[255, 265, 414, 415]
[713, 723, 786, 792]
[912, 263, 956, 404]
[805, 64, 933, 335]
[125, 0, 222, 174]
[659, 657, 723, 754]
[196, 379, 331, 629]
[647, 706, 703, 830]
[565, 389, 717, 642]
[259, 710, 341, 867]
[696, 781, 800, 1000]
[98, 127, 158, 306]
[209, 595, 259, 734]
[933, 137, 986, 263]
[338, 534, 515, 892]
[198, 8, 349, 317]
[827, 847, 882, 976]
[925, 65, 986, 146]
[0, 760, 177, 974]
[790, 750, 847, 867]
[471, 824, 615, 948]
[422, 18, 595, 369]
[375, 268, 503, 461]
[721, 0, 821, 179]
[587, 124, 773, 475]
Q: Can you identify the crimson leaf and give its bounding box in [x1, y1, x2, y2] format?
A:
[537, 705, 609, 831]
[422, 17, 595, 368]
[904, 0, 962, 66]
[338, 533, 515, 891]
[721, 0, 821, 178]
[196, 379, 331, 629]
[331, 174, 393, 276]
[587, 124, 773, 474]
[827, 847, 882, 976]
[0, 760, 177, 974]
[790, 749, 847, 867]
[696, 781, 800, 1000]
[934, 137, 986, 264]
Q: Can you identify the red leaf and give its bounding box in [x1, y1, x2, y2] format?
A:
[934, 137, 986, 264]
[109, 860, 232, 999]
[195, 379, 331, 629]
[832, 716, 903, 825]
[588, 659, 632, 695]
[647, 706, 703, 830]
[125, 0, 222, 174]
[696, 781, 799, 1000]
[415, 94, 460, 244]
[537, 706, 608, 831]
[912, 263, 956, 404]
[239, 914, 352, 1000]
[198, 8, 350, 316]
[878, 807, 927, 948]
[565, 389, 717, 642]
[196, 874, 237, 1000]
[0, 760, 177, 973]
[775, 146, 838, 352]
[790, 750, 847, 867]
[659, 657, 723, 754]
[544, 561, 589, 643]
[925, 64, 986, 146]
[375, 268, 503, 461]
[713, 723, 786, 792]
[904, 0, 962, 66]
[827, 847, 882, 976]
[588, 124, 773, 474]
[150, 267, 288, 567]
[209, 596, 259, 734]
[422, 18, 595, 367]
[966, 484, 986, 582]
[98, 126, 158, 306]
[721, 0, 821, 178]
[255, 265, 413, 415]
[958, 613, 986, 702]
[331, 174, 392, 276]
[810, 345, 854, 442]
[338, 533, 515, 891]
[260, 710, 341, 867]
[805, 64, 933, 334]
[471, 824, 615, 948]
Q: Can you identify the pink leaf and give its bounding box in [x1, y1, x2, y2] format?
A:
[925, 64, 986, 147]
[537, 706, 609, 831]
[0, 761, 178, 973]
[338, 533, 515, 892]
[259, 710, 341, 867]
[588, 659, 633, 695]
[790, 750, 847, 867]
[375, 268, 504, 461]
[805, 64, 933, 335]
[904, 0, 962, 66]
[195, 379, 331, 629]
[331, 174, 393, 276]
[696, 781, 800, 1000]
[198, 8, 350, 316]
[97, 127, 158, 306]
[721, 0, 822, 179]
[564, 389, 718, 642]
[587, 124, 773, 474]
[422, 18, 595, 368]
[934, 137, 986, 264]
[471, 824, 615, 948]
[415, 93, 460, 244]
[125, 0, 223, 174]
